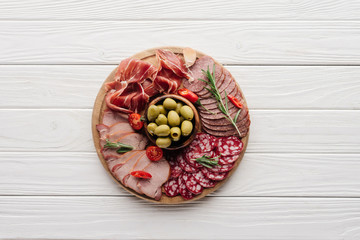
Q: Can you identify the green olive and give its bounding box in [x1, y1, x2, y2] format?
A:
[181, 120, 193, 136]
[155, 114, 167, 125]
[168, 110, 180, 127]
[180, 116, 184, 123]
[147, 105, 160, 121]
[175, 102, 183, 114]
[170, 127, 181, 141]
[163, 98, 177, 110]
[180, 105, 194, 120]
[147, 122, 158, 136]
[156, 137, 172, 148]
[157, 105, 167, 115]
[154, 125, 171, 137]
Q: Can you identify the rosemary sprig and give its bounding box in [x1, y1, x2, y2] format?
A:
[199, 64, 243, 137]
[194, 154, 220, 168]
[104, 139, 134, 153]
[196, 99, 215, 115]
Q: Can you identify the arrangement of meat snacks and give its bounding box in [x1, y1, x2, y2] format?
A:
[164, 133, 243, 199]
[96, 48, 250, 201]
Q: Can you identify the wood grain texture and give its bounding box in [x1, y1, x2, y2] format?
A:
[1, 0, 360, 20]
[1, 109, 359, 153]
[1, 152, 360, 197]
[1, 0, 359, 238]
[1, 196, 360, 239]
[1, 65, 360, 109]
[1, 21, 360, 64]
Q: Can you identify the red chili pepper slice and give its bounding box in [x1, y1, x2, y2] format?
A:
[178, 88, 199, 104]
[227, 95, 243, 109]
[128, 113, 144, 130]
[146, 146, 163, 162]
[130, 170, 152, 179]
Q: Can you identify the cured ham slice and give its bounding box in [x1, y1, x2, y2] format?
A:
[107, 150, 170, 200]
[107, 150, 141, 173]
[123, 152, 152, 192]
[105, 89, 133, 114]
[105, 49, 194, 113]
[97, 109, 148, 149]
[96, 109, 170, 200]
[114, 58, 157, 84]
[154, 68, 182, 94]
[107, 82, 149, 114]
[105, 58, 158, 113]
[112, 151, 145, 183]
[156, 49, 193, 80]
[137, 157, 170, 200]
[102, 109, 128, 126]
[131, 83, 149, 113]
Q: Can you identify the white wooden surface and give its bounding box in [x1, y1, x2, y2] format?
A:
[1, 1, 360, 239]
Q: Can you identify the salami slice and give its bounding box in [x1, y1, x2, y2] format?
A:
[187, 142, 202, 153]
[218, 155, 239, 165]
[183, 172, 203, 195]
[178, 174, 194, 200]
[191, 133, 213, 152]
[163, 178, 180, 197]
[178, 154, 198, 173]
[184, 149, 208, 168]
[201, 167, 228, 181]
[208, 134, 218, 150]
[169, 160, 182, 179]
[217, 136, 243, 156]
[208, 162, 235, 173]
[192, 171, 216, 188]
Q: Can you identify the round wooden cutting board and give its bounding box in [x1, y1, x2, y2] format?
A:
[92, 46, 249, 204]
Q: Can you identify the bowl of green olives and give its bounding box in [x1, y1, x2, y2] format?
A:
[144, 94, 201, 150]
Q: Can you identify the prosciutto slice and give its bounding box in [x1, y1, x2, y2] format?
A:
[105, 49, 193, 113]
[156, 49, 193, 80]
[111, 58, 157, 87]
[105, 58, 158, 113]
[154, 68, 182, 94]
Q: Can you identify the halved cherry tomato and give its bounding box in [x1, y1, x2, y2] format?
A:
[131, 170, 152, 179]
[146, 146, 163, 162]
[178, 88, 199, 104]
[227, 95, 243, 109]
[128, 113, 144, 130]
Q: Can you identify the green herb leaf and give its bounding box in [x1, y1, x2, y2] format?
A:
[116, 148, 133, 153]
[194, 154, 220, 168]
[224, 90, 229, 112]
[233, 109, 242, 123]
[104, 139, 133, 153]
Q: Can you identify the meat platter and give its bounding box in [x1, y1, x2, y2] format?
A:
[92, 47, 250, 204]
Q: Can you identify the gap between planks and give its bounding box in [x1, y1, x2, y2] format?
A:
[2, 19, 360, 22]
[2, 63, 360, 66]
[0, 195, 359, 199]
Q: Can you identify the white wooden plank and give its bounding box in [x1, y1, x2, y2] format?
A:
[1, 109, 359, 153]
[0, 65, 114, 109]
[250, 110, 360, 153]
[1, 0, 360, 20]
[1, 21, 360, 64]
[1, 152, 360, 197]
[0, 196, 360, 239]
[0, 109, 93, 152]
[1, 65, 360, 109]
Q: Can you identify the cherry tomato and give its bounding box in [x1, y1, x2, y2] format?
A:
[146, 146, 163, 161]
[130, 170, 152, 179]
[227, 95, 243, 109]
[128, 113, 144, 130]
[178, 88, 199, 104]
